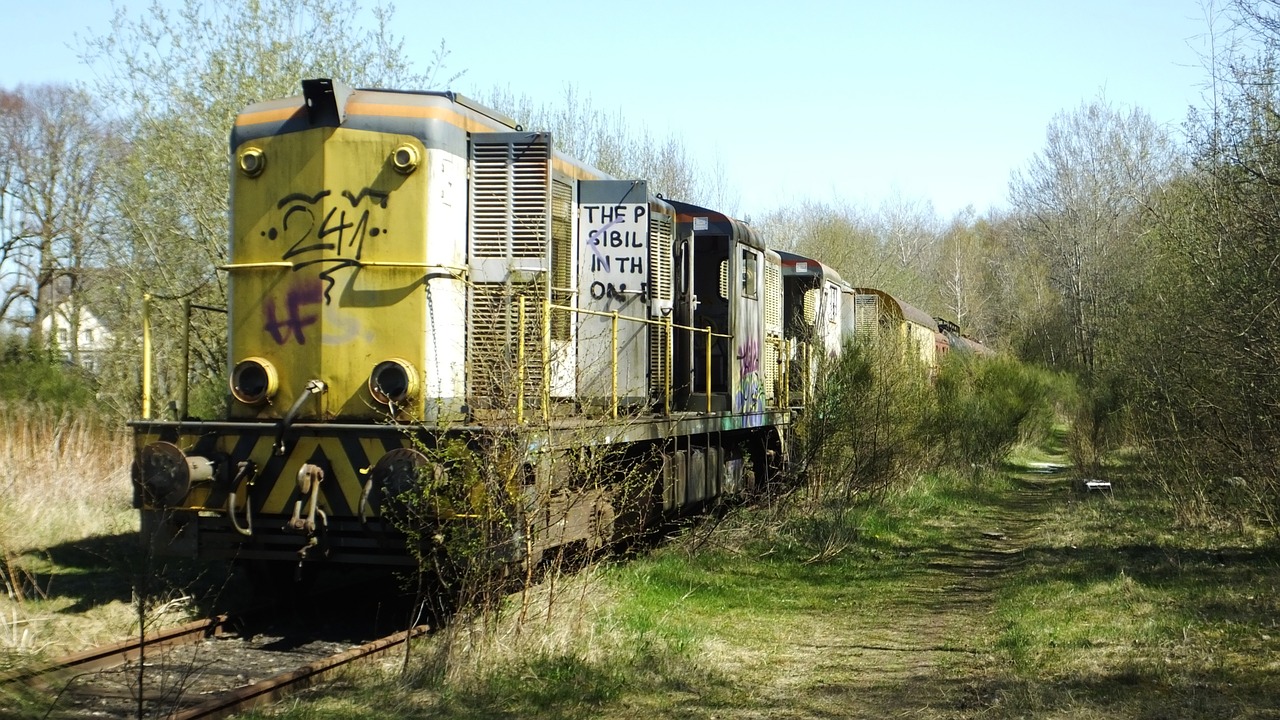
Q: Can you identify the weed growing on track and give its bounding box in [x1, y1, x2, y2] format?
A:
[237, 469, 1020, 719]
[238, 455, 1280, 719]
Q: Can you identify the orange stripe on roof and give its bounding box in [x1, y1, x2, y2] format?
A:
[234, 106, 303, 126]
[234, 98, 605, 180]
[346, 101, 508, 134]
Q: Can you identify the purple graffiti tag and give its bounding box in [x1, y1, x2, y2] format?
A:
[735, 338, 765, 416]
[737, 338, 760, 375]
[735, 372, 765, 416]
[263, 282, 324, 344]
[585, 216, 623, 272]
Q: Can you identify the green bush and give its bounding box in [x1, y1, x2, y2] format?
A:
[0, 335, 99, 410]
[794, 337, 935, 503]
[930, 355, 1059, 475]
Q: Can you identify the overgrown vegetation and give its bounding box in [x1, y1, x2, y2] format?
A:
[1, 0, 1278, 716]
[233, 435, 1280, 719]
[930, 354, 1062, 476]
[793, 338, 935, 505]
[0, 400, 135, 660]
[0, 397, 246, 718]
[0, 337, 100, 409]
[989, 470, 1280, 718]
[796, 336, 1062, 501]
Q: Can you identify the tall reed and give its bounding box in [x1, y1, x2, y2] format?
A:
[0, 402, 133, 561]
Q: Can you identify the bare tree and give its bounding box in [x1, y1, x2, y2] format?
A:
[0, 90, 29, 330]
[1008, 96, 1178, 375]
[876, 191, 940, 271]
[0, 84, 112, 360]
[483, 85, 729, 207]
[932, 208, 991, 333]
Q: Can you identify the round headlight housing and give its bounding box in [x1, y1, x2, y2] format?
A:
[369, 358, 418, 405]
[391, 143, 419, 174]
[237, 147, 266, 177]
[231, 357, 278, 405]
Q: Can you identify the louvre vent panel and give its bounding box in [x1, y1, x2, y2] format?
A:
[648, 212, 674, 394]
[468, 282, 546, 408]
[470, 139, 551, 259]
[854, 295, 880, 339]
[764, 338, 779, 399]
[763, 262, 782, 397]
[550, 179, 573, 340]
[648, 323, 669, 400]
[648, 213, 673, 303]
[764, 263, 782, 329]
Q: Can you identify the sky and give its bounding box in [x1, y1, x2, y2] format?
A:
[0, 0, 1216, 221]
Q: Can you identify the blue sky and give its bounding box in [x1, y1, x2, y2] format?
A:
[0, 0, 1214, 220]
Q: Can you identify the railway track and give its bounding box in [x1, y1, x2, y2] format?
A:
[2, 611, 429, 719]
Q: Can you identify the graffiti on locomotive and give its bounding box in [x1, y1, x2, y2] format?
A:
[258, 187, 390, 345]
[580, 202, 648, 309]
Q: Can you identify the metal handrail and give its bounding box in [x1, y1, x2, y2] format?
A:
[217, 261, 467, 274]
[511, 297, 773, 422]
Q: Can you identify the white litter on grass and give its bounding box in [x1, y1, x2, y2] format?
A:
[1026, 461, 1067, 473]
[1083, 479, 1113, 492]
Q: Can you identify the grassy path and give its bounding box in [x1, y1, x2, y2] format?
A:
[724, 475, 1066, 719]
[242, 464, 1280, 719]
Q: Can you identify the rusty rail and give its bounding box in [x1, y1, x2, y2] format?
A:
[168, 624, 430, 720]
[0, 615, 229, 689]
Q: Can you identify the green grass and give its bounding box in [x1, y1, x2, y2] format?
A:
[986, 464, 1280, 718]
[232, 459, 1280, 719]
[242, 470, 1020, 719]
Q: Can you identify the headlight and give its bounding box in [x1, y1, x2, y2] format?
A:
[231, 357, 278, 405]
[369, 358, 418, 405]
[237, 147, 266, 177]
[391, 143, 419, 174]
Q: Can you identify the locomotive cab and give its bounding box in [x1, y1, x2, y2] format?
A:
[667, 201, 777, 414]
[778, 251, 848, 399]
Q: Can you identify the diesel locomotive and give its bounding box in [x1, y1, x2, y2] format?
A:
[130, 79, 983, 575]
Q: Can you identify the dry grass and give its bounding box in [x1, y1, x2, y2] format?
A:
[408, 562, 616, 686]
[0, 402, 137, 658]
[0, 403, 133, 554]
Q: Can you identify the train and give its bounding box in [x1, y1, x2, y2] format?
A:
[130, 79, 989, 577]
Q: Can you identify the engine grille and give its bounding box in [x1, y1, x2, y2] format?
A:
[764, 260, 782, 399]
[470, 137, 550, 259]
[648, 210, 674, 396]
[468, 281, 546, 411]
[467, 134, 552, 409]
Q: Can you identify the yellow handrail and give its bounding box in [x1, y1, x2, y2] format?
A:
[705, 325, 713, 413]
[553, 302, 731, 338]
[142, 293, 152, 419]
[217, 261, 467, 274]
[524, 300, 736, 419]
[664, 314, 673, 413]
[541, 292, 552, 423]
[610, 311, 619, 419]
[516, 296, 526, 425]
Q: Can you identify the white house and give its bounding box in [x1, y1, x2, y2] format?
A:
[40, 302, 113, 373]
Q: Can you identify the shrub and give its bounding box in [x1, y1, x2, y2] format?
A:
[930, 355, 1060, 476]
[0, 336, 99, 410]
[794, 337, 935, 504]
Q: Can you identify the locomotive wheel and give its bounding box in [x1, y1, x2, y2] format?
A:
[135, 441, 192, 506]
[371, 448, 447, 525]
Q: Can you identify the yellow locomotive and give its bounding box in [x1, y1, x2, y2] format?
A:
[132, 80, 794, 572]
